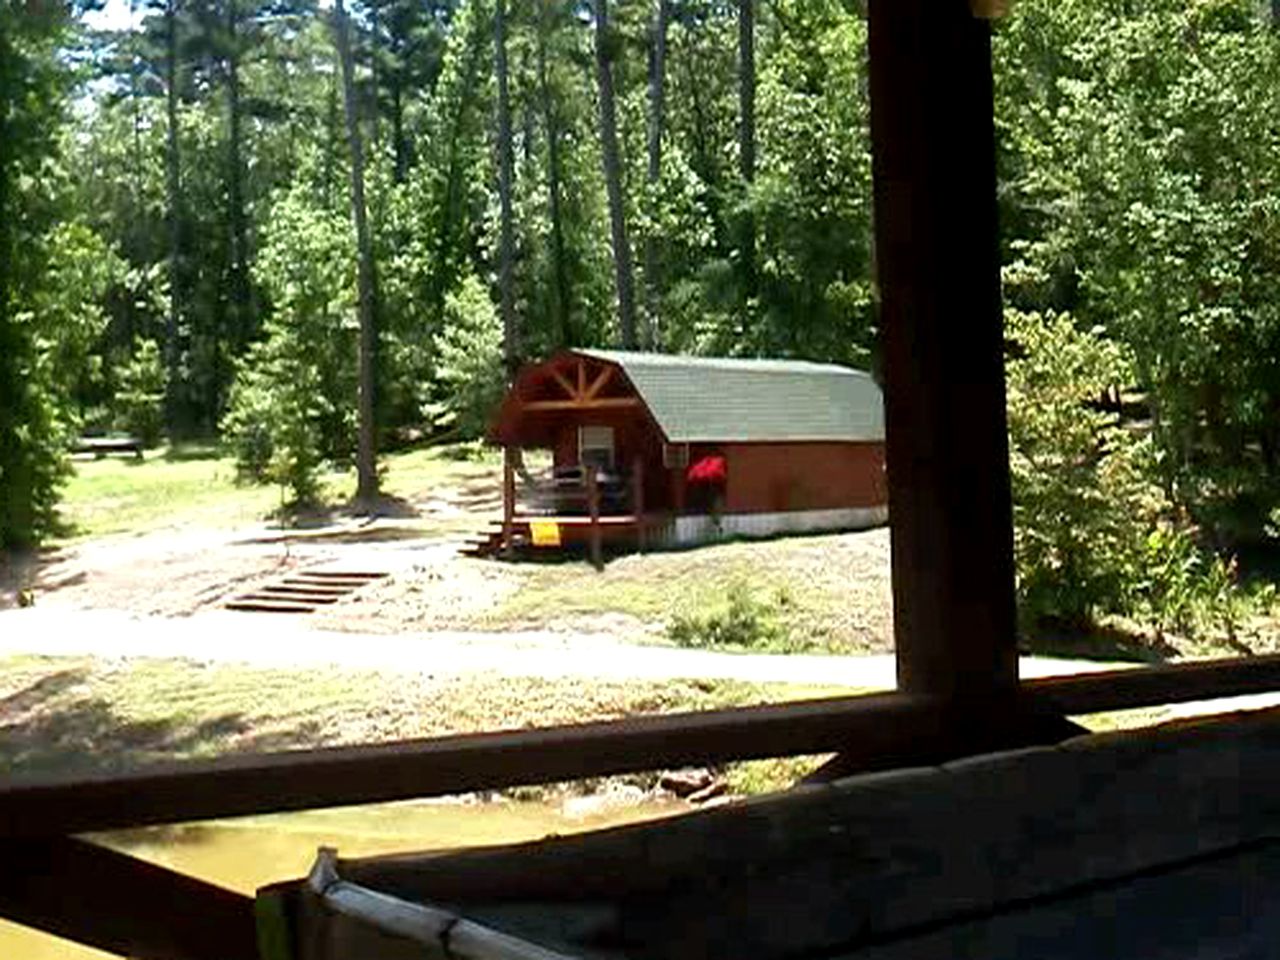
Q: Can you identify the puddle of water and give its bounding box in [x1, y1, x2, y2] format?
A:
[2, 796, 681, 959]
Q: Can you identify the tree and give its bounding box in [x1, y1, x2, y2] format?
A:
[644, 0, 669, 347]
[333, 0, 380, 503]
[0, 4, 77, 547]
[593, 0, 638, 348]
[995, 0, 1280, 544]
[535, 0, 573, 346]
[737, 0, 756, 309]
[494, 0, 519, 375]
[222, 187, 357, 500]
[163, 0, 184, 430]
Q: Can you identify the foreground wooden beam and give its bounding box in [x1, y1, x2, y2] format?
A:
[0, 837, 256, 960]
[0, 693, 949, 838]
[5, 656, 1280, 840]
[870, 0, 1017, 701]
[1028, 654, 1280, 715]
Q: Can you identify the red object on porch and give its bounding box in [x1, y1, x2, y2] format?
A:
[686, 455, 727, 484]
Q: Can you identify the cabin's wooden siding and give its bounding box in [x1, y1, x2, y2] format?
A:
[722, 442, 885, 514]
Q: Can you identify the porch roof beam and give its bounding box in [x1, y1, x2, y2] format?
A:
[522, 398, 639, 412]
[549, 366, 578, 400]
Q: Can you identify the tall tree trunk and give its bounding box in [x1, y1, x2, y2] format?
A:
[226, 0, 251, 348]
[593, 0, 638, 350]
[390, 80, 407, 183]
[644, 0, 668, 349]
[494, 0, 519, 377]
[368, 0, 381, 151]
[129, 0, 142, 222]
[738, 0, 757, 308]
[126, 0, 143, 344]
[164, 0, 182, 432]
[537, 0, 572, 347]
[334, 0, 379, 504]
[683, 46, 725, 255]
[323, 69, 339, 210]
[429, 12, 487, 325]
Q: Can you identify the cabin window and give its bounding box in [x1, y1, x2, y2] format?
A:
[579, 425, 615, 471]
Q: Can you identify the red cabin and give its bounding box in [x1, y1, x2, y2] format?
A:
[487, 349, 887, 556]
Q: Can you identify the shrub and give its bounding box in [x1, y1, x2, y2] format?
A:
[221, 189, 355, 504]
[667, 582, 794, 652]
[112, 338, 166, 448]
[222, 341, 329, 505]
[427, 275, 505, 439]
[1006, 308, 1263, 642]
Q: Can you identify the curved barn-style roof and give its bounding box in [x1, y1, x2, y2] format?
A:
[573, 349, 884, 443]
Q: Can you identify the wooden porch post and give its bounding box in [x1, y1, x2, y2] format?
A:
[869, 0, 1018, 704]
[633, 454, 646, 551]
[502, 446, 516, 559]
[587, 467, 603, 570]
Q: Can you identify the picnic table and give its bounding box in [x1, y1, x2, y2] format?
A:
[72, 436, 144, 460]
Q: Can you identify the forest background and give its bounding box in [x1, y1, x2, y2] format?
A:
[5, 0, 1280, 647]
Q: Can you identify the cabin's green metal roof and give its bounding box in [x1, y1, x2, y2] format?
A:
[572, 349, 884, 443]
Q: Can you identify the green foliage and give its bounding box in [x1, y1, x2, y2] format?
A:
[427, 275, 505, 438]
[1007, 308, 1263, 641]
[1007, 308, 1154, 626]
[113, 338, 168, 448]
[667, 581, 796, 652]
[996, 0, 1280, 540]
[0, 6, 76, 549]
[221, 189, 355, 503]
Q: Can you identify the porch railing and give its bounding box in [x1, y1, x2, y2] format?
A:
[7, 6, 1280, 960]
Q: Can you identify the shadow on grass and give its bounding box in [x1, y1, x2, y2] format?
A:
[0, 669, 326, 782]
[162, 442, 223, 463]
[1020, 622, 1178, 664]
[348, 493, 421, 520]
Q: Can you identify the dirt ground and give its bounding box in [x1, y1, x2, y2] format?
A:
[0, 456, 505, 617]
[1, 457, 895, 655]
[313, 529, 895, 653]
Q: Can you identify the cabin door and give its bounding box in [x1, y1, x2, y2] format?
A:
[579, 426, 615, 471]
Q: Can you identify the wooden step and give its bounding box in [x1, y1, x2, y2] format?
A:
[224, 598, 318, 614]
[303, 571, 387, 581]
[278, 578, 367, 591]
[246, 589, 344, 604]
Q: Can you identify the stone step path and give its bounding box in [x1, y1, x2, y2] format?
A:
[224, 569, 388, 614]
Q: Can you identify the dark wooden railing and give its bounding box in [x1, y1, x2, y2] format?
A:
[5, 3, 1279, 959]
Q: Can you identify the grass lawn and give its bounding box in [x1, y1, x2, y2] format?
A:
[0, 653, 849, 794]
[481, 532, 892, 655]
[56, 443, 501, 541]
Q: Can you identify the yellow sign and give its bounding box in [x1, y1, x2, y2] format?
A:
[530, 520, 562, 547]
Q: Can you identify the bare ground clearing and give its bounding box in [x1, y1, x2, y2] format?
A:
[1, 443, 897, 655]
[313, 532, 896, 653]
[0, 449, 505, 616]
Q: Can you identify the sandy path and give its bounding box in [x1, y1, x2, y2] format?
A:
[0, 606, 1127, 691]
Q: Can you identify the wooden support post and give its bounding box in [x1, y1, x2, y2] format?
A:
[633, 454, 646, 551]
[587, 467, 603, 570]
[0, 837, 257, 960]
[869, 0, 1017, 704]
[502, 446, 516, 559]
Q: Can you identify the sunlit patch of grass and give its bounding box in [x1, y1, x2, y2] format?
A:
[55, 442, 504, 542]
[58, 445, 282, 539]
[485, 534, 893, 655]
[0, 654, 849, 788]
